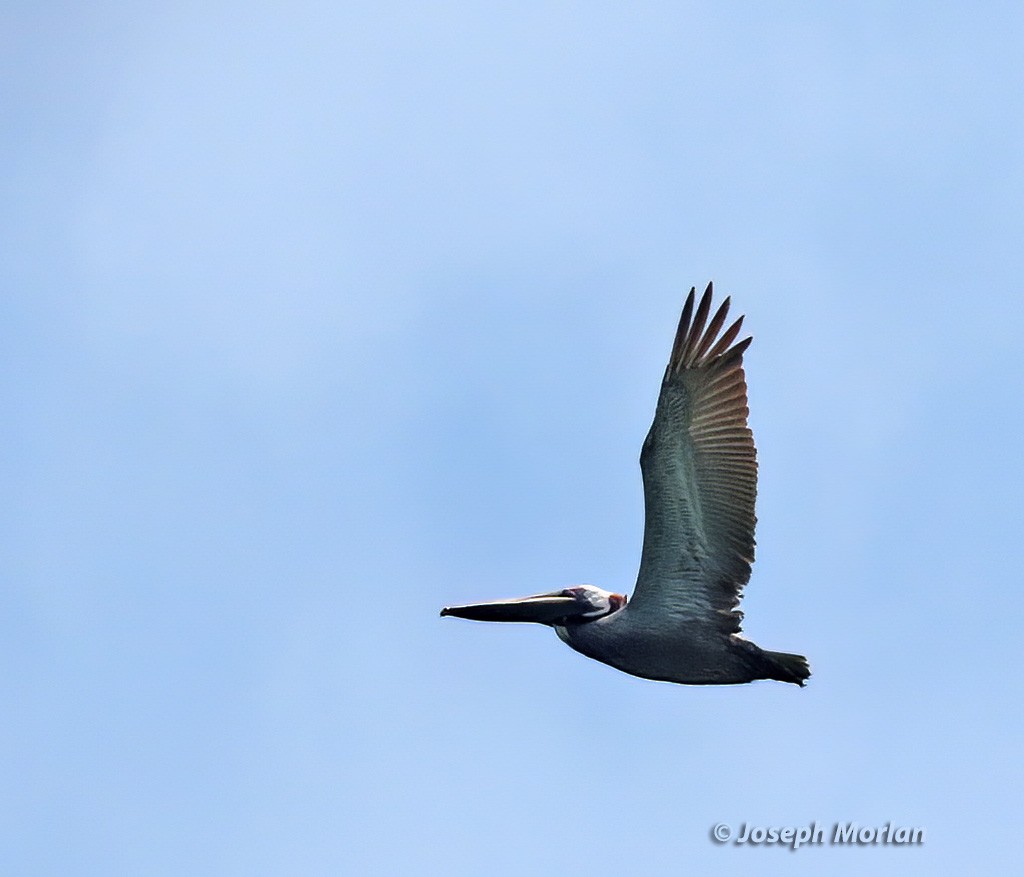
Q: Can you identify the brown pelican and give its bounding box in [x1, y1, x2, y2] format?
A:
[441, 283, 810, 686]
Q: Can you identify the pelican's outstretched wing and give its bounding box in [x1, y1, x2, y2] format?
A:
[628, 282, 756, 635]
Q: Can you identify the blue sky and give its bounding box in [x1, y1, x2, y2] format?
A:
[3, 3, 1022, 874]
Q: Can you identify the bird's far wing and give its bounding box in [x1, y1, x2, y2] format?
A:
[628, 282, 757, 636]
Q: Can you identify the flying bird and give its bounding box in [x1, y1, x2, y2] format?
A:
[441, 283, 810, 686]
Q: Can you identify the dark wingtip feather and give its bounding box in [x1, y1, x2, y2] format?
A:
[722, 335, 753, 364]
[689, 296, 732, 365]
[667, 284, 750, 377]
[668, 287, 697, 372]
[705, 316, 746, 360]
[680, 284, 714, 366]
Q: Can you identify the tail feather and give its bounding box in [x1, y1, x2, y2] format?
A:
[763, 650, 811, 686]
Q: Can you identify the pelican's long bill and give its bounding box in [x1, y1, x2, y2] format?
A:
[441, 585, 626, 625]
[440, 591, 586, 625]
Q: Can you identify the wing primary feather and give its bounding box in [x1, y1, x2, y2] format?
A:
[705, 316, 745, 360]
[667, 287, 697, 377]
[718, 336, 753, 364]
[689, 296, 731, 365]
[681, 283, 714, 367]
